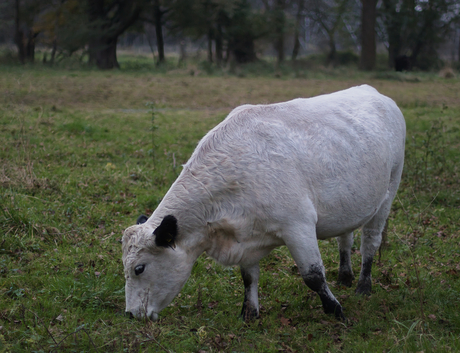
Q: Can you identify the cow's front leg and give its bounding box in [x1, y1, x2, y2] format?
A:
[337, 232, 355, 287]
[240, 264, 260, 321]
[284, 222, 345, 320]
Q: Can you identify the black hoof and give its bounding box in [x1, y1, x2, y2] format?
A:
[355, 280, 372, 295]
[324, 305, 346, 321]
[337, 272, 354, 287]
[322, 299, 346, 321]
[241, 303, 259, 321]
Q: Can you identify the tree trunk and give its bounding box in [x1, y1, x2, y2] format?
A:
[87, 0, 104, 67]
[382, 0, 402, 70]
[89, 37, 120, 69]
[207, 29, 213, 63]
[178, 39, 186, 66]
[15, 28, 36, 64]
[50, 38, 57, 65]
[360, 0, 376, 70]
[388, 40, 396, 69]
[87, 0, 140, 69]
[229, 35, 257, 63]
[215, 22, 223, 66]
[387, 17, 400, 69]
[227, 0, 258, 64]
[153, 0, 165, 64]
[25, 30, 36, 63]
[458, 28, 460, 63]
[275, 34, 284, 65]
[274, 0, 286, 66]
[14, 0, 25, 64]
[291, 0, 305, 61]
[327, 32, 337, 65]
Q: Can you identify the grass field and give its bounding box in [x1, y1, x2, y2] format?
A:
[1, 62, 460, 352]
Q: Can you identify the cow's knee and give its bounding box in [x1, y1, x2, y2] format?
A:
[240, 264, 260, 321]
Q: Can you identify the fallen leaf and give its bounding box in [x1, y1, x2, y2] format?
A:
[280, 317, 291, 326]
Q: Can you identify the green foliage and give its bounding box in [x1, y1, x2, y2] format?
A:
[0, 65, 459, 352]
[380, 0, 458, 70]
[402, 106, 460, 206]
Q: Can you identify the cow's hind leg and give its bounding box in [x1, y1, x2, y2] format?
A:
[337, 232, 355, 287]
[284, 222, 345, 320]
[240, 264, 260, 320]
[356, 201, 391, 295]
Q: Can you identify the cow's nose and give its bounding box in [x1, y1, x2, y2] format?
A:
[125, 311, 134, 319]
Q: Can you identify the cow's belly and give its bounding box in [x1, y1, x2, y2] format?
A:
[206, 230, 285, 267]
[314, 187, 390, 239]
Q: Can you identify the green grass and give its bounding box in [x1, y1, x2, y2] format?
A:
[1, 62, 459, 352]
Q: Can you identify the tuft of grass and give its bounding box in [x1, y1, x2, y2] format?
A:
[0, 64, 459, 352]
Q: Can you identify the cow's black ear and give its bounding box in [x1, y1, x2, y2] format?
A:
[153, 215, 178, 249]
[136, 215, 148, 225]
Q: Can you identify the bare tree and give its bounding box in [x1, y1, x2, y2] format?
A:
[13, 0, 45, 64]
[292, 0, 305, 60]
[305, 0, 350, 65]
[153, 0, 166, 64]
[169, 0, 261, 64]
[261, 0, 288, 66]
[360, 0, 376, 70]
[141, 0, 170, 64]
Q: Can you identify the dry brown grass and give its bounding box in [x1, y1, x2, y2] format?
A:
[2, 71, 459, 112]
[0, 161, 36, 188]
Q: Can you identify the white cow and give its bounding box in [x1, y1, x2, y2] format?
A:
[122, 85, 406, 321]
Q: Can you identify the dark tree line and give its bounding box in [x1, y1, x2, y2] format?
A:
[380, 0, 459, 70]
[1, 0, 459, 70]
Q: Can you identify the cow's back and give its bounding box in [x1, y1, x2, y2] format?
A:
[184, 85, 405, 238]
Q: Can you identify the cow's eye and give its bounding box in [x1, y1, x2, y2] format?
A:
[134, 265, 145, 276]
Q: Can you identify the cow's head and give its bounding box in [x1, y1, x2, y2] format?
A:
[122, 214, 194, 321]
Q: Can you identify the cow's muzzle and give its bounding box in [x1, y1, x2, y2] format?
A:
[125, 310, 159, 321]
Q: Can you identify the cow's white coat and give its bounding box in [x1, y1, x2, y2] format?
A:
[122, 85, 406, 321]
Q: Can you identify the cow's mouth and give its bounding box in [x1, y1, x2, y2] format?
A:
[124, 308, 158, 321]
